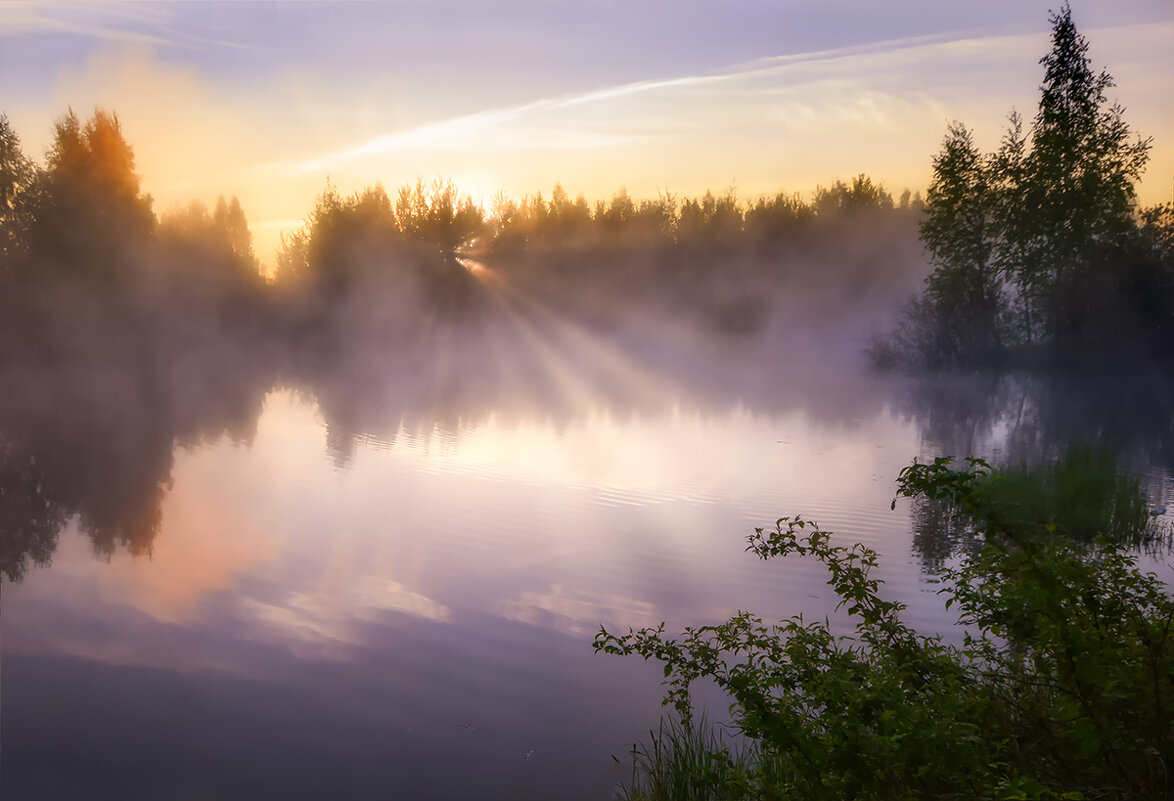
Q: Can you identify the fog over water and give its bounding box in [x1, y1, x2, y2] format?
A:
[3, 233, 1173, 799]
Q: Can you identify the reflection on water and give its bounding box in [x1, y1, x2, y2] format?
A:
[2, 322, 1173, 798]
[897, 371, 1174, 474]
[0, 353, 270, 584]
[896, 372, 1174, 569]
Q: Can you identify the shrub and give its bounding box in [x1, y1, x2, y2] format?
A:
[597, 456, 1174, 800]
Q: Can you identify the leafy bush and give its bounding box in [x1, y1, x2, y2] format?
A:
[597, 456, 1174, 800]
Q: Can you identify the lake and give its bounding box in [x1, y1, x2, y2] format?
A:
[2, 313, 1172, 800]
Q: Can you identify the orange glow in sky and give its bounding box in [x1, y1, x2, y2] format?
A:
[2, 2, 1171, 265]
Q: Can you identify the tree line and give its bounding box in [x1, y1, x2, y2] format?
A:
[1, 102, 929, 362]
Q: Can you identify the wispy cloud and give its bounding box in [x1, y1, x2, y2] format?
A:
[0, 1, 248, 50]
[289, 28, 1040, 175]
[295, 17, 1169, 178]
[731, 19, 1174, 83]
[292, 72, 731, 173]
[738, 30, 987, 72]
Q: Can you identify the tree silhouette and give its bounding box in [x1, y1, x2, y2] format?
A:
[26, 108, 154, 288]
[891, 4, 1163, 367]
[156, 196, 264, 339]
[1010, 4, 1151, 345]
[813, 174, 894, 216]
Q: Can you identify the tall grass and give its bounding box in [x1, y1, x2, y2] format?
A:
[983, 443, 1161, 548]
[616, 715, 757, 801]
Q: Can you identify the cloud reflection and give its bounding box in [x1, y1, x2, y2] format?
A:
[241, 576, 451, 656]
[498, 584, 658, 638]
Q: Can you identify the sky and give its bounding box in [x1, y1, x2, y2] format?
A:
[2, 0, 1172, 264]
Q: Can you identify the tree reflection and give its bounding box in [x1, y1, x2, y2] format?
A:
[0, 439, 65, 584]
[897, 370, 1174, 570]
[0, 354, 271, 596]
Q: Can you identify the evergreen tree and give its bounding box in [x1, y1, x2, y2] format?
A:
[36, 108, 154, 266]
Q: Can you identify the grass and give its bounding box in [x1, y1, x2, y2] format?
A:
[615, 715, 757, 801]
[982, 443, 1163, 548]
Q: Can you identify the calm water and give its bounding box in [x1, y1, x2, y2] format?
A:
[3, 320, 1173, 799]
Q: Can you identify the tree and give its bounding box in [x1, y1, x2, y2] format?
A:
[35, 108, 155, 266]
[156, 196, 263, 334]
[212, 195, 256, 267]
[814, 174, 894, 215]
[0, 114, 38, 262]
[392, 178, 484, 253]
[1013, 3, 1151, 345]
[919, 122, 1004, 364]
[892, 4, 1158, 367]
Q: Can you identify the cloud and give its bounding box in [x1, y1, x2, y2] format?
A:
[497, 584, 657, 637]
[285, 27, 1041, 178]
[240, 576, 452, 659]
[293, 72, 727, 173]
[0, 1, 247, 50]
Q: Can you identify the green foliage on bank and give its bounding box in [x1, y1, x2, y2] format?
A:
[597, 453, 1174, 800]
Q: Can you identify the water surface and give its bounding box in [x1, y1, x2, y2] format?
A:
[3, 327, 1172, 800]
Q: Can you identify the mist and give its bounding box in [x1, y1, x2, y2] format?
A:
[2, 100, 1173, 801]
[4, 101, 1172, 580]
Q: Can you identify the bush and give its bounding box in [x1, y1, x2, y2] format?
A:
[597, 456, 1174, 800]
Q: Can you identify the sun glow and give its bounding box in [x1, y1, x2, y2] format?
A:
[2, 7, 1170, 271]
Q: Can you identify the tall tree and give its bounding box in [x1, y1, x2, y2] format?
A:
[1014, 3, 1151, 343]
[900, 4, 1157, 367]
[37, 108, 154, 265]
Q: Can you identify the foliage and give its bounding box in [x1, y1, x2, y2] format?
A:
[917, 122, 1005, 366]
[889, 5, 1169, 368]
[35, 108, 155, 263]
[597, 455, 1174, 800]
[900, 457, 1174, 798]
[158, 198, 258, 281]
[0, 114, 39, 263]
[909, 445, 1168, 573]
[813, 174, 895, 216]
[1015, 5, 1150, 316]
